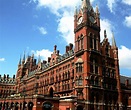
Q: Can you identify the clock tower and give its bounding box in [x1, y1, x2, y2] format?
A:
[74, 0, 101, 108]
[74, 0, 101, 54]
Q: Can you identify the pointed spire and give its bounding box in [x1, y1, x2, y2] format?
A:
[22, 51, 26, 64]
[74, 6, 78, 15]
[38, 55, 41, 63]
[112, 32, 116, 47]
[104, 30, 107, 38]
[96, 4, 99, 14]
[19, 55, 21, 65]
[81, 0, 90, 9]
[31, 53, 34, 58]
[23, 51, 25, 61]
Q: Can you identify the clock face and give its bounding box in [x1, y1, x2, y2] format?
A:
[77, 16, 83, 25]
[89, 16, 95, 23]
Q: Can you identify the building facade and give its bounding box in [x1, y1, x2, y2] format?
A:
[0, 0, 131, 110]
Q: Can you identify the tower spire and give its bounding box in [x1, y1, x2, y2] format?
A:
[112, 32, 116, 47]
[74, 6, 78, 15]
[22, 51, 25, 64]
[104, 30, 107, 38]
[81, 0, 90, 9]
[19, 55, 21, 65]
[96, 4, 99, 14]
[38, 55, 41, 63]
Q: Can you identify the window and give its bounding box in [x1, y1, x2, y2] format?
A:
[76, 63, 83, 73]
[90, 57, 98, 74]
[77, 35, 84, 51]
[89, 33, 93, 48]
[81, 37, 83, 49]
[76, 76, 83, 86]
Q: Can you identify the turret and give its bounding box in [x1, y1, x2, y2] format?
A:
[22, 52, 25, 64]
[95, 5, 100, 27]
[74, 6, 78, 29]
[112, 32, 117, 48]
[111, 33, 122, 107]
[18, 56, 21, 68]
[104, 30, 107, 38]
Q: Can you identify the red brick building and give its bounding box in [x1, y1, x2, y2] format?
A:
[0, 0, 131, 110]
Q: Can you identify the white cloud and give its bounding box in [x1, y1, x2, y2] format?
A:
[124, 16, 131, 28]
[100, 19, 114, 42]
[118, 46, 131, 69]
[122, 0, 131, 5]
[32, 49, 52, 61]
[0, 58, 5, 62]
[57, 11, 74, 44]
[107, 0, 117, 13]
[38, 27, 47, 35]
[31, 0, 95, 44]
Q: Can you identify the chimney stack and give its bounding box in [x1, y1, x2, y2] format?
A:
[43, 60, 47, 64]
[57, 50, 60, 55]
[69, 43, 73, 50]
[48, 57, 51, 63]
[66, 46, 69, 53]
[125, 79, 129, 87]
[54, 45, 57, 52]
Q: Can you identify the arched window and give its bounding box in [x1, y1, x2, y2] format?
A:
[89, 33, 93, 48]
[94, 35, 98, 50]
[77, 35, 84, 51]
[76, 58, 83, 73]
[90, 57, 98, 74]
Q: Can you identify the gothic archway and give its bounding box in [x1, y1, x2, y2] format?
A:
[28, 102, 34, 110]
[15, 102, 19, 110]
[49, 87, 53, 97]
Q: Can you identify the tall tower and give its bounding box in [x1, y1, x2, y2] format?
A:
[74, 0, 101, 109]
[74, 0, 101, 59]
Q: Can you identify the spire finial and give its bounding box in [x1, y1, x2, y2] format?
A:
[74, 6, 78, 15]
[38, 55, 41, 63]
[81, 0, 89, 9]
[112, 32, 116, 47]
[104, 30, 107, 38]
[96, 4, 99, 14]
[19, 55, 21, 65]
[22, 51, 26, 64]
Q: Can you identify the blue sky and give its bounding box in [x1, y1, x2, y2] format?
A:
[0, 0, 131, 77]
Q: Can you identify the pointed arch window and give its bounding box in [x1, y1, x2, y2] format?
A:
[77, 34, 84, 51]
[89, 33, 93, 48]
[81, 37, 84, 49]
[76, 58, 83, 73]
[90, 57, 98, 74]
[78, 37, 80, 50]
